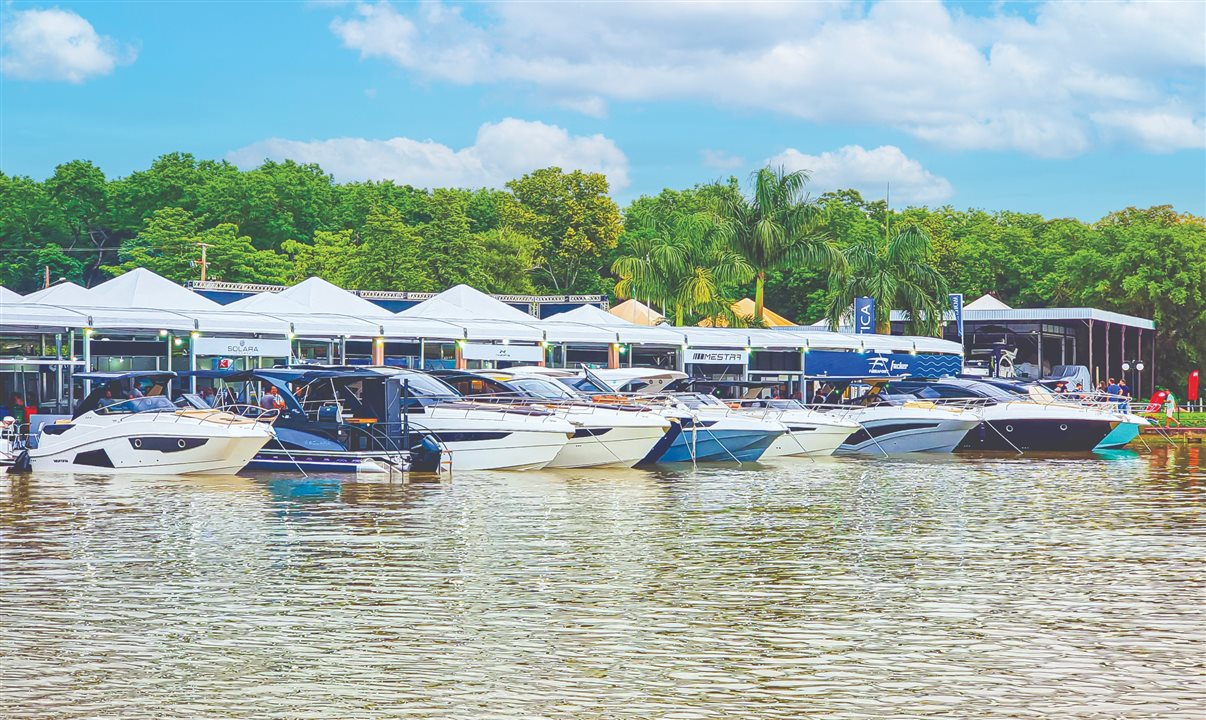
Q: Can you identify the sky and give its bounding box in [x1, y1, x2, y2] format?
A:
[1, 0, 1203, 220]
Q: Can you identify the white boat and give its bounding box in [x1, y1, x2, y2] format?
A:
[454, 370, 672, 468]
[834, 401, 982, 455]
[11, 372, 274, 475]
[749, 405, 861, 458]
[293, 367, 575, 472]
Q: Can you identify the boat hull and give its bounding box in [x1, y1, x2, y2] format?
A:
[959, 418, 1118, 452]
[547, 423, 669, 468]
[837, 417, 979, 455]
[26, 421, 270, 475]
[763, 422, 857, 458]
[660, 427, 782, 463]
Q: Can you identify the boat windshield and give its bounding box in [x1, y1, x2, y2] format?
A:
[509, 377, 577, 400]
[95, 396, 178, 415]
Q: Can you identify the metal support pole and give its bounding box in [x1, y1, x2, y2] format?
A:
[82, 332, 92, 394]
[1090, 318, 1099, 383]
[1037, 328, 1043, 376]
[1104, 321, 1111, 381]
[1136, 329, 1143, 399]
[419, 338, 426, 370]
[189, 337, 197, 393]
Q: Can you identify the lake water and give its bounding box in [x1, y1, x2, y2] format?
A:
[2, 447, 1203, 719]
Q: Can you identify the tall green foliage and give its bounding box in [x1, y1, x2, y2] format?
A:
[722, 167, 843, 322]
[825, 223, 949, 336]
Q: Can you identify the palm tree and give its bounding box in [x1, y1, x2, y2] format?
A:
[612, 212, 754, 326]
[722, 167, 843, 322]
[826, 222, 949, 336]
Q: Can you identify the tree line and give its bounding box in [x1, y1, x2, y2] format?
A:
[1, 153, 1202, 385]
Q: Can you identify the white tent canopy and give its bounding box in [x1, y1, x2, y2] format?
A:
[278, 277, 393, 318]
[0, 286, 23, 304]
[88, 268, 223, 312]
[401, 284, 535, 322]
[545, 304, 624, 325]
[19, 281, 92, 305]
[964, 293, 1012, 310]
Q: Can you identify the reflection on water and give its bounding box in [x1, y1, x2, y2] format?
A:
[2, 449, 1203, 718]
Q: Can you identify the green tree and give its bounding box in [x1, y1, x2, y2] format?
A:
[504, 167, 623, 292]
[422, 189, 485, 289]
[108, 207, 290, 284]
[612, 212, 754, 326]
[723, 167, 842, 322]
[826, 223, 949, 336]
[282, 230, 357, 285]
[344, 206, 433, 291]
[474, 228, 540, 294]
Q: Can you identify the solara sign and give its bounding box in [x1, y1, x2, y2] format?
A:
[192, 337, 292, 358]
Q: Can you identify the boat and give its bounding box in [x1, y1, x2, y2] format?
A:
[664, 379, 860, 458]
[959, 376, 1147, 450]
[809, 378, 982, 455]
[888, 377, 1125, 452]
[435, 369, 672, 468]
[9, 371, 274, 475]
[581, 368, 788, 463]
[180, 368, 437, 474]
[291, 367, 576, 471]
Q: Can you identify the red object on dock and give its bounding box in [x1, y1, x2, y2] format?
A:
[1189, 370, 1200, 402]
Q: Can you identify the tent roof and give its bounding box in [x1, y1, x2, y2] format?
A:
[964, 293, 1012, 310]
[545, 304, 631, 326]
[19, 281, 93, 305]
[226, 291, 312, 314]
[88, 269, 221, 311]
[700, 298, 797, 327]
[0, 286, 23, 304]
[611, 299, 665, 325]
[277, 277, 392, 318]
[401, 284, 535, 322]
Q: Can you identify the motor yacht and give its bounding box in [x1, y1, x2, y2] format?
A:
[181, 368, 437, 474]
[581, 368, 787, 463]
[435, 370, 671, 468]
[808, 378, 982, 455]
[297, 367, 575, 471]
[9, 371, 273, 475]
[662, 379, 861, 458]
[887, 378, 1127, 452]
[957, 376, 1147, 450]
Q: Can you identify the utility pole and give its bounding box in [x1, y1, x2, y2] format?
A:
[196, 243, 212, 282]
[44, 265, 50, 289]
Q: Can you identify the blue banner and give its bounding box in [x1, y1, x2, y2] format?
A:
[854, 296, 876, 334]
[949, 293, 964, 340]
[805, 350, 962, 379]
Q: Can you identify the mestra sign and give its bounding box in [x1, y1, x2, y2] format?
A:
[461, 343, 544, 362]
[685, 349, 748, 365]
[192, 337, 292, 357]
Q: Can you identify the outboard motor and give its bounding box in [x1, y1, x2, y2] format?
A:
[8, 450, 32, 474]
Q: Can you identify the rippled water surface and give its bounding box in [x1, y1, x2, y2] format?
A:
[2, 447, 1204, 718]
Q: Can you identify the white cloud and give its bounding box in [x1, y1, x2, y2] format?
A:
[326, 1, 1206, 156]
[226, 118, 630, 190]
[1091, 109, 1206, 153]
[0, 7, 134, 83]
[701, 149, 745, 170]
[768, 145, 954, 205]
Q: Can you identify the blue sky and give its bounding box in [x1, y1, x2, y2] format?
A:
[2, 0, 1203, 220]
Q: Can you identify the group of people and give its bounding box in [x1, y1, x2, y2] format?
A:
[1053, 376, 1132, 410]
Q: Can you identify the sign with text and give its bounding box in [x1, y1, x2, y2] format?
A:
[685, 349, 749, 366]
[461, 343, 544, 362]
[193, 337, 292, 357]
[805, 350, 962, 379]
[854, 296, 876, 334]
[949, 293, 964, 340]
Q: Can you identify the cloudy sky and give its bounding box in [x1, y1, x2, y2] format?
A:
[2, 0, 1203, 218]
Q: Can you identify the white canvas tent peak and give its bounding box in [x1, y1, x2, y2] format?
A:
[226, 290, 312, 314]
[277, 277, 392, 318]
[401, 284, 535, 322]
[545, 304, 630, 326]
[0, 286, 25, 304]
[19, 281, 93, 305]
[88, 268, 222, 311]
[964, 293, 1012, 310]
